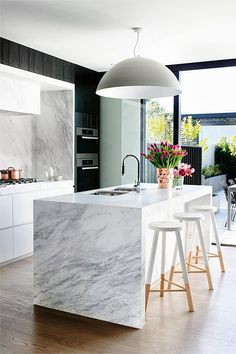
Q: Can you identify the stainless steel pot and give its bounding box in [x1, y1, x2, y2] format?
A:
[7, 167, 22, 180]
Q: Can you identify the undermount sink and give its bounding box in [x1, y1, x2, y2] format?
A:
[114, 187, 145, 192]
[91, 190, 129, 196]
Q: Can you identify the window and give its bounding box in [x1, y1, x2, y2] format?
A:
[142, 97, 174, 182]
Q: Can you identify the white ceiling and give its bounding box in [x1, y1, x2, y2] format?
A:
[1, 0, 236, 72]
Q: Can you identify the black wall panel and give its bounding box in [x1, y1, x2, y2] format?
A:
[28, 49, 35, 72]
[19, 45, 29, 71]
[182, 146, 202, 185]
[43, 54, 52, 77]
[8, 42, 20, 68]
[63, 61, 75, 83]
[34, 50, 44, 75]
[2, 39, 9, 65]
[0, 38, 2, 63]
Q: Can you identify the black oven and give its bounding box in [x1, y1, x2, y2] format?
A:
[77, 127, 98, 154]
[76, 153, 99, 191]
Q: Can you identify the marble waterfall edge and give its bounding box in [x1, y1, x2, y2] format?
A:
[34, 200, 145, 329]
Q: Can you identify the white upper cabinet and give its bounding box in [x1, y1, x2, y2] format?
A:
[0, 75, 40, 115]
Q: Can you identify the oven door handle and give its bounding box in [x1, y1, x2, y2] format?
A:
[81, 136, 98, 140]
[81, 166, 99, 170]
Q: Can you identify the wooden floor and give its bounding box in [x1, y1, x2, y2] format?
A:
[1, 246, 236, 354]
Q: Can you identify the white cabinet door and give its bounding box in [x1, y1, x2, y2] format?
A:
[0, 195, 13, 229]
[0, 228, 14, 263]
[13, 224, 33, 258]
[13, 191, 47, 226]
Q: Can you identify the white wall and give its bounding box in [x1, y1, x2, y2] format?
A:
[100, 98, 140, 188]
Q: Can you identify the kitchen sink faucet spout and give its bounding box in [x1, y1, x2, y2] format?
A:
[122, 154, 140, 193]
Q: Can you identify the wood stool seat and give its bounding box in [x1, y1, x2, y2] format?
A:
[145, 221, 194, 313]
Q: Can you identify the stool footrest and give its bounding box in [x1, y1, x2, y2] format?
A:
[150, 277, 187, 292]
[150, 289, 186, 293]
[186, 262, 206, 272]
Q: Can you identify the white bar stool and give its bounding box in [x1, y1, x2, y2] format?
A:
[146, 221, 194, 312]
[169, 212, 213, 290]
[192, 205, 225, 272]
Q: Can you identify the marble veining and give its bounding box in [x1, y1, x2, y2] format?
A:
[0, 90, 73, 180]
[0, 114, 36, 176]
[35, 90, 73, 180]
[34, 184, 212, 329]
[34, 201, 144, 328]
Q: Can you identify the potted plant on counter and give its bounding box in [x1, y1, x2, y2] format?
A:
[173, 163, 195, 190]
[141, 141, 188, 189]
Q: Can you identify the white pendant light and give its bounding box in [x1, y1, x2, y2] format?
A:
[96, 28, 181, 99]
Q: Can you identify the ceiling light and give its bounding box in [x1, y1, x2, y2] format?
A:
[96, 28, 181, 99]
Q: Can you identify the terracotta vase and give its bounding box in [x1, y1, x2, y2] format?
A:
[156, 168, 173, 189]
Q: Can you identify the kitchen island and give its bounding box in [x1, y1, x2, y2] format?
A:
[34, 183, 212, 329]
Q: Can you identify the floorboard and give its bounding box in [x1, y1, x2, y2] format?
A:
[1, 247, 236, 354]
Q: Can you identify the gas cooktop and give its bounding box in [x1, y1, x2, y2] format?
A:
[0, 178, 37, 185]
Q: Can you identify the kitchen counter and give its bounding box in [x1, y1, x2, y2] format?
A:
[0, 180, 73, 195]
[34, 183, 212, 329]
[0, 180, 74, 266]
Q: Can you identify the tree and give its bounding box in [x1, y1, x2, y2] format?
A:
[146, 100, 173, 143]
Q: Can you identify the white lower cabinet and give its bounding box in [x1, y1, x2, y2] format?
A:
[0, 195, 13, 229]
[13, 191, 47, 226]
[0, 228, 14, 263]
[13, 224, 33, 258]
[0, 181, 73, 265]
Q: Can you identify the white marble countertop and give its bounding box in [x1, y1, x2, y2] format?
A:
[34, 182, 212, 329]
[36, 183, 212, 209]
[0, 179, 73, 195]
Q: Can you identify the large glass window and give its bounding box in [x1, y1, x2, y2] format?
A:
[142, 97, 174, 182]
[180, 67, 236, 167]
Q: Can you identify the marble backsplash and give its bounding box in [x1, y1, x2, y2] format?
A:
[0, 90, 73, 180]
[36, 91, 73, 180]
[0, 114, 36, 177]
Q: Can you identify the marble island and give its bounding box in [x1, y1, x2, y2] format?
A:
[34, 183, 212, 329]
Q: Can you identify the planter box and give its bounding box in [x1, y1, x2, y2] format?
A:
[202, 174, 226, 193]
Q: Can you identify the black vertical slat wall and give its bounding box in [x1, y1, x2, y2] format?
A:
[182, 146, 202, 185]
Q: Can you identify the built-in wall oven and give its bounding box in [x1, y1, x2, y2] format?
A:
[77, 128, 98, 154]
[76, 127, 99, 191]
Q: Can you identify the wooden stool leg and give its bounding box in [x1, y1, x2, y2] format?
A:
[210, 210, 225, 272]
[176, 231, 194, 312]
[187, 250, 192, 272]
[195, 245, 200, 264]
[168, 241, 177, 289]
[145, 231, 159, 310]
[196, 220, 214, 290]
[160, 232, 166, 297]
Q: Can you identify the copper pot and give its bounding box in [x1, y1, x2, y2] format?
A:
[7, 167, 22, 180]
[1, 169, 9, 180]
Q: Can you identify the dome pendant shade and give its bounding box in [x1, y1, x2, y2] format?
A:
[96, 57, 181, 99]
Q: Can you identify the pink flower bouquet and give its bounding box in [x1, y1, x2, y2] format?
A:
[173, 163, 195, 178]
[141, 141, 188, 168]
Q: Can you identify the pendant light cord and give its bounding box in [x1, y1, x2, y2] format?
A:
[133, 30, 140, 58]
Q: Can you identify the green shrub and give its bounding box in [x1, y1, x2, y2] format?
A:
[202, 165, 223, 179]
[215, 136, 236, 173]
